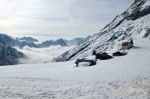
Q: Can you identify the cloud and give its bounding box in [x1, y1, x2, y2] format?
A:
[15, 45, 73, 64]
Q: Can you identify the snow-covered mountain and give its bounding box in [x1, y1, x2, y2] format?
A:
[0, 34, 66, 48]
[0, 40, 25, 66]
[18, 37, 38, 43]
[54, 0, 150, 62]
[64, 37, 86, 45]
[0, 34, 83, 48]
[0, 34, 38, 48]
[0, 34, 20, 46]
[39, 39, 68, 48]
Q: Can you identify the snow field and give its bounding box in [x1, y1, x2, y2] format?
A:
[0, 38, 150, 99]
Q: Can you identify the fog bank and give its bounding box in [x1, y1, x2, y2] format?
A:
[16, 46, 73, 64]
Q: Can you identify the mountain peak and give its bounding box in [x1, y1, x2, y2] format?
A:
[19, 37, 38, 43]
[125, 0, 150, 21]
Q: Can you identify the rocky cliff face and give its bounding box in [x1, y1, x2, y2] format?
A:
[53, 0, 150, 62]
[0, 42, 25, 66]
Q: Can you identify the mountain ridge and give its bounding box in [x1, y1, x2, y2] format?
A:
[19, 37, 38, 43]
[0, 33, 86, 48]
[53, 0, 150, 62]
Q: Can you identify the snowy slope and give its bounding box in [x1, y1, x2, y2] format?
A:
[0, 38, 150, 99]
[54, 0, 150, 62]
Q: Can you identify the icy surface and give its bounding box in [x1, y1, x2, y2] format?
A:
[0, 38, 150, 99]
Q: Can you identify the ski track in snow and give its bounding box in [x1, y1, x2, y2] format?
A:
[0, 39, 150, 99]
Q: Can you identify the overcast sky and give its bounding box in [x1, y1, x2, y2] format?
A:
[0, 0, 134, 41]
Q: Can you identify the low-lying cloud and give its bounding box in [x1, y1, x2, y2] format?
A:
[15, 46, 73, 64]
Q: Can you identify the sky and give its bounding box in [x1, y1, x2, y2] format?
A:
[0, 0, 134, 41]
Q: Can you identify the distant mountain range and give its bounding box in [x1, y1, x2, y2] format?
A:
[0, 34, 38, 48]
[39, 39, 68, 48]
[0, 34, 86, 48]
[0, 33, 87, 65]
[64, 37, 87, 46]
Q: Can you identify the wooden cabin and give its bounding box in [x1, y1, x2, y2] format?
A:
[121, 39, 133, 50]
[113, 51, 127, 56]
[75, 56, 97, 67]
[93, 51, 113, 60]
